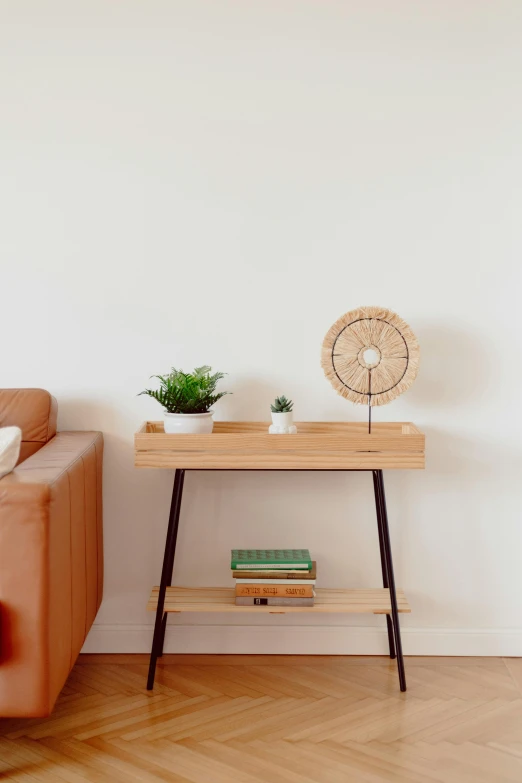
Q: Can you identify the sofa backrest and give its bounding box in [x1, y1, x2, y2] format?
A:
[0, 389, 57, 464]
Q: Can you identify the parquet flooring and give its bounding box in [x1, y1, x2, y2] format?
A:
[1, 655, 522, 782]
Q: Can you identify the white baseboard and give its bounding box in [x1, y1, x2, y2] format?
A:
[82, 624, 522, 657]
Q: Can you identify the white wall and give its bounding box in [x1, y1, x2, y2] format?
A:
[2, 0, 521, 656]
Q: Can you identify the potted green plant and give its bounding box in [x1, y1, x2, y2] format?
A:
[140, 366, 229, 434]
[269, 395, 296, 434]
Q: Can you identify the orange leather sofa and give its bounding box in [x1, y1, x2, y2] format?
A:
[0, 389, 103, 717]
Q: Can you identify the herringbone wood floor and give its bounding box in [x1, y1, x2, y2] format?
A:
[1, 655, 522, 782]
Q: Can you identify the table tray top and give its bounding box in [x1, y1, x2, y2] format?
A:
[135, 421, 425, 470]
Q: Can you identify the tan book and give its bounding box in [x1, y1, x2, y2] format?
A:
[235, 596, 314, 606]
[232, 561, 317, 581]
[235, 584, 315, 598]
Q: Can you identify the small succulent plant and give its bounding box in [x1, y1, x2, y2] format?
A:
[270, 395, 294, 413]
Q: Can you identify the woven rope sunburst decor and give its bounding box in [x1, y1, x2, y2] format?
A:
[321, 306, 420, 408]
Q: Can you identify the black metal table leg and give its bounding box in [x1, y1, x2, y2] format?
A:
[372, 471, 396, 660]
[147, 469, 185, 690]
[158, 469, 185, 658]
[374, 469, 406, 692]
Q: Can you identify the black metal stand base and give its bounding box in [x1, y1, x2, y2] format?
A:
[147, 468, 406, 692]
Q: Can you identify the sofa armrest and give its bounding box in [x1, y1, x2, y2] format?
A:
[0, 431, 103, 717]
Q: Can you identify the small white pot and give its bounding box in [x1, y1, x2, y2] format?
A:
[163, 411, 214, 434]
[269, 411, 297, 434]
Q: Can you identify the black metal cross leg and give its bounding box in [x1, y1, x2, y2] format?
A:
[147, 468, 406, 692]
[147, 468, 185, 690]
[373, 469, 406, 691]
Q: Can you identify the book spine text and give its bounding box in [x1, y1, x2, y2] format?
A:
[235, 596, 315, 606]
[235, 584, 314, 598]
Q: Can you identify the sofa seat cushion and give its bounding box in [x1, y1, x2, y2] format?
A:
[0, 427, 21, 478]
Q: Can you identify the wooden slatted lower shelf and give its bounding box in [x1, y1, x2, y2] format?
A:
[147, 586, 411, 614]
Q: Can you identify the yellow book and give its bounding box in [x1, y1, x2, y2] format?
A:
[235, 584, 315, 598]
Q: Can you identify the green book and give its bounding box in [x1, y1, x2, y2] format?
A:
[231, 549, 312, 570]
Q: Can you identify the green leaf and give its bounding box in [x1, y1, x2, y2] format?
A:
[139, 366, 230, 413]
[270, 395, 294, 413]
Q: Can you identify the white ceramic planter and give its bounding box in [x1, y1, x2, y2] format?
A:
[269, 411, 297, 434]
[163, 411, 214, 434]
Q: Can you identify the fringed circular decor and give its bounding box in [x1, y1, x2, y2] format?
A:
[321, 306, 420, 407]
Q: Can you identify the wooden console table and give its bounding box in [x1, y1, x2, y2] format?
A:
[135, 421, 425, 692]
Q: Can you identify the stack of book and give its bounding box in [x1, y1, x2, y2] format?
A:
[231, 549, 316, 607]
